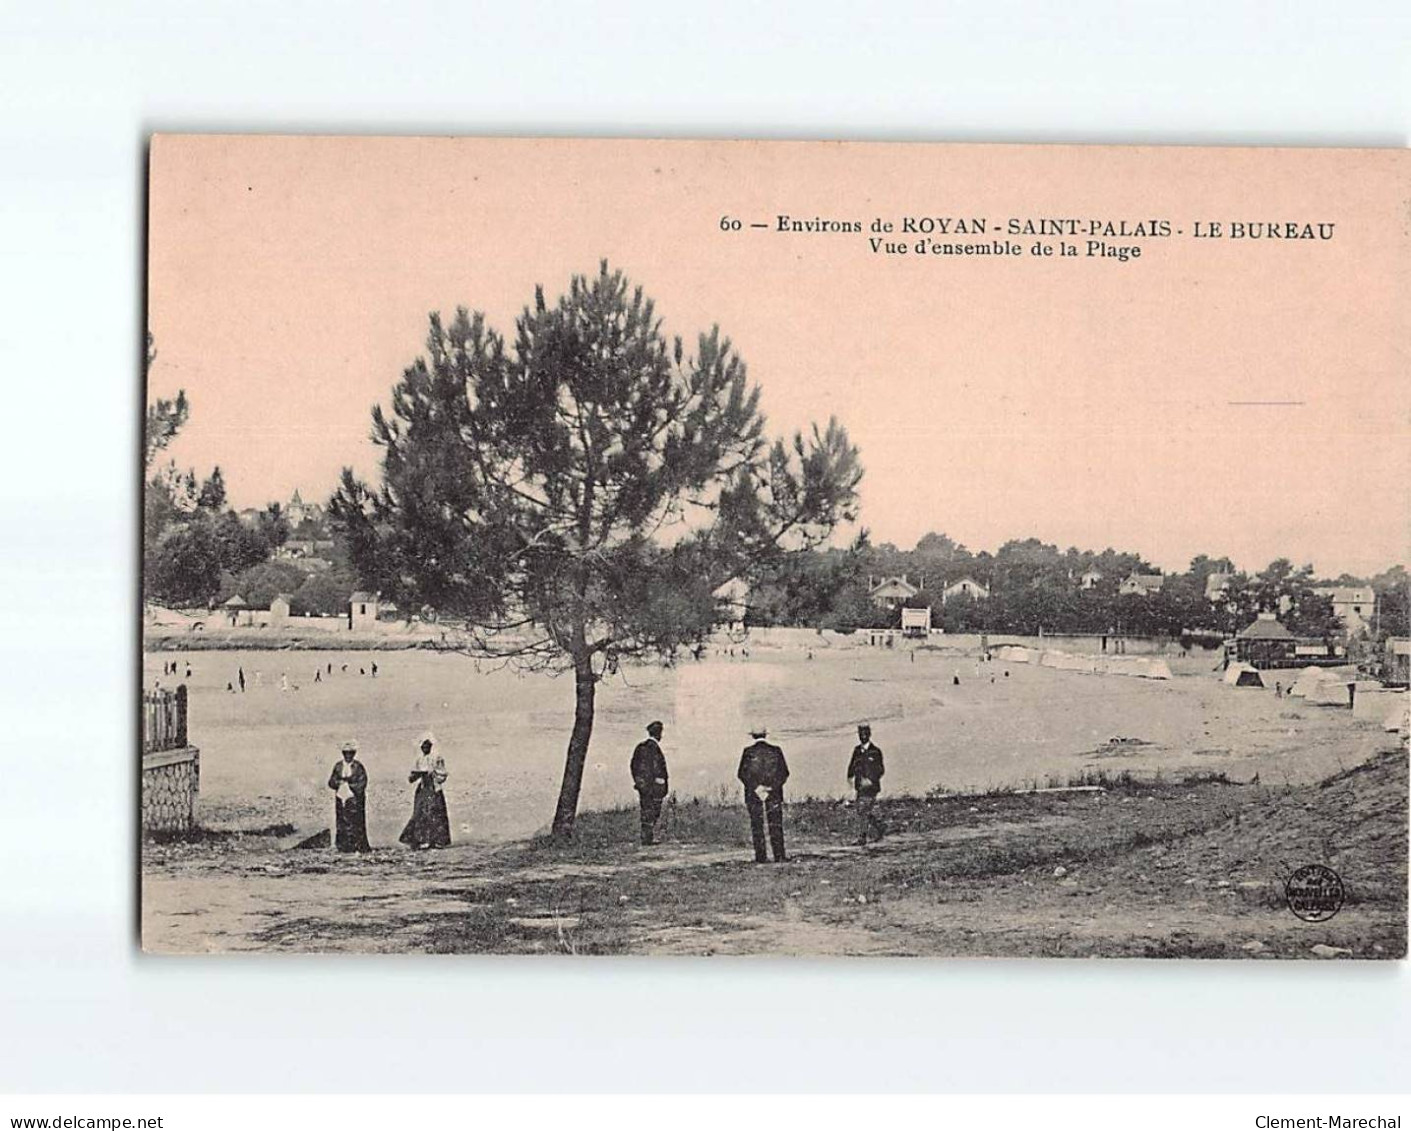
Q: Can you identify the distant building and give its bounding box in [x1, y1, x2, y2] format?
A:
[900, 605, 932, 637]
[222, 592, 250, 628]
[941, 576, 989, 604]
[269, 594, 292, 624]
[1119, 573, 1165, 597]
[285, 488, 326, 528]
[1384, 638, 1410, 686]
[713, 578, 750, 632]
[1235, 612, 1297, 668]
[1313, 586, 1375, 636]
[868, 575, 919, 609]
[1204, 572, 1232, 602]
[348, 591, 379, 631]
[1078, 568, 1103, 591]
[277, 538, 337, 561]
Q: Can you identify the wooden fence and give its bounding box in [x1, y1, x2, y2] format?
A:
[142, 684, 188, 754]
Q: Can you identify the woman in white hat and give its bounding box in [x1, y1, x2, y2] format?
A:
[399, 732, 451, 849]
[327, 740, 371, 853]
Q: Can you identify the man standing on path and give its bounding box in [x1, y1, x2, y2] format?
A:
[738, 725, 789, 863]
[846, 723, 886, 846]
[630, 720, 670, 846]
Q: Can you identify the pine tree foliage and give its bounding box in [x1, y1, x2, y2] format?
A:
[331, 263, 863, 833]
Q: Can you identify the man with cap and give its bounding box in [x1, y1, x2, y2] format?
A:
[737, 724, 789, 863]
[630, 721, 670, 845]
[327, 740, 371, 853]
[846, 723, 887, 846]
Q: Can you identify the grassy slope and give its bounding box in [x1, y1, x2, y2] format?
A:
[144, 747, 1407, 957]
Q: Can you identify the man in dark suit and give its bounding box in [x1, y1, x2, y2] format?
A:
[630, 720, 669, 845]
[846, 722, 886, 846]
[738, 724, 789, 863]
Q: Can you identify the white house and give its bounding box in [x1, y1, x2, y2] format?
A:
[942, 576, 989, 603]
[269, 594, 292, 624]
[868, 575, 919, 609]
[1078, 568, 1103, 591]
[1314, 586, 1375, 636]
[1204, 572, 1232, 602]
[1119, 573, 1165, 597]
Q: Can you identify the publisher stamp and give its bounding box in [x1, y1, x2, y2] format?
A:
[1286, 864, 1346, 923]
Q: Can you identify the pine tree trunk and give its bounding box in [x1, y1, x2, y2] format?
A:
[550, 653, 596, 837]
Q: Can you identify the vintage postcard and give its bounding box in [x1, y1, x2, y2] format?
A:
[142, 136, 1408, 956]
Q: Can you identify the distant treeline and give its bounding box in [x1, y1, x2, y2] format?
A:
[744, 533, 1410, 640]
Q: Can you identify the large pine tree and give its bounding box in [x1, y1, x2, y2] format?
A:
[331, 262, 862, 835]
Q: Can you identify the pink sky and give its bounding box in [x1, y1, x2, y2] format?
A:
[148, 137, 1409, 576]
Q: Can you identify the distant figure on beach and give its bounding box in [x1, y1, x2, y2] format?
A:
[953, 671, 961, 686]
[1004, 670, 1010, 678]
[1275, 681, 1283, 699]
[328, 740, 371, 853]
[400, 733, 451, 850]
[315, 669, 322, 683]
[847, 723, 887, 846]
[371, 661, 378, 677]
[226, 682, 234, 693]
[185, 665, 192, 679]
[342, 663, 348, 673]
[738, 725, 789, 864]
[279, 672, 289, 692]
[327, 662, 332, 675]
[238, 666, 245, 693]
[630, 721, 670, 846]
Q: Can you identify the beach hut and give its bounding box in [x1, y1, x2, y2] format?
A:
[348, 591, 379, 631]
[222, 592, 248, 627]
[269, 593, 292, 624]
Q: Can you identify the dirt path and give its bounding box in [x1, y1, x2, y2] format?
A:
[143, 748, 1407, 957]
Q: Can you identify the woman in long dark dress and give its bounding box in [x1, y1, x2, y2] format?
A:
[399, 733, 451, 849]
[328, 740, 371, 852]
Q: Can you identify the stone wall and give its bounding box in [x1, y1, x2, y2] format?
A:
[143, 746, 200, 835]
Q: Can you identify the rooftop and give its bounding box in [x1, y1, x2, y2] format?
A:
[1237, 614, 1295, 641]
